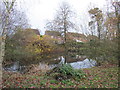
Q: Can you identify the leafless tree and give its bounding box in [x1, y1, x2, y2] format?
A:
[104, 0, 120, 39]
[88, 7, 103, 39]
[0, 0, 16, 87]
[46, 2, 77, 63]
[112, 0, 120, 36]
[0, 0, 29, 86]
[46, 2, 76, 44]
[0, 1, 29, 36]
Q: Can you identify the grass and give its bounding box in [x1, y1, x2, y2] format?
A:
[2, 63, 118, 88]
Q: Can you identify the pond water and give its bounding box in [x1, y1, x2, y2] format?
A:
[3, 54, 97, 74]
[70, 58, 96, 69]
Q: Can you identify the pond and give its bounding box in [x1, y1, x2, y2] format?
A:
[3, 54, 97, 74]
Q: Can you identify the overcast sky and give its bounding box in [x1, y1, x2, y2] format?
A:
[17, 0, 107, 35]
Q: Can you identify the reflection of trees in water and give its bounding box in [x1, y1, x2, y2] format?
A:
[3, 55, 97, 74]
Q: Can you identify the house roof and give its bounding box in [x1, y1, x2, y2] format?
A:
[25, 29, 40, 35]
[45, 30, 61, 36]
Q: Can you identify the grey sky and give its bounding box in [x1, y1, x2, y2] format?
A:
[17, 0, 107, 35]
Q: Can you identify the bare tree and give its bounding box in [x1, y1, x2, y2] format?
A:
[112, 0, 120, 37]
[46, 2, 76, 63]
[104, 0, 120, 39]
[0, 0, 29, 86]
[46, 2, 76, 44]
[0, 1, 29, 36]
[0, 0, 16, 87]
[88, 7, 103, 39]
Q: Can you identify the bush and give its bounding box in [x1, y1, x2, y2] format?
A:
[84, 39, 118, 65]
[59, 64, 86, 79]
[4, 29, 58, 64]
[47, 64, 86, 81]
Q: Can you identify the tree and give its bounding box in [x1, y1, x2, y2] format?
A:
[104, 13, 118, 39]
[112, 0, 120, 61]
[103, 0, 120, 40]
[112, 0, 120, 33]
[0, 0, 16, 87]
[46, 2, 76, 63]
[106, 0, 120, 62]
[5, 29, 59, 66]
[0, 0, 29, 85]
[0, 1, 29, 36]
[46, 2, 76, 44]
[88, 8, 103, 39]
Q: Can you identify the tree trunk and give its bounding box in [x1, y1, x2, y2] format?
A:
[97, 21, 101, 39]
[0, 36, 5, 88]
[63, 19, 68, 64]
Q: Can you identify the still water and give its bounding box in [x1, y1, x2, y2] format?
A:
[3, 55, 97, 74]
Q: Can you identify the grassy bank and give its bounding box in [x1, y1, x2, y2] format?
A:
[2, 63, 118, 88]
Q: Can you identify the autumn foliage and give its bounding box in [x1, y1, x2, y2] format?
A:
[4, 29, 61, 64]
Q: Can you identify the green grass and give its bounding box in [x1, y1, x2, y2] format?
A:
[2, 63, 118, 88]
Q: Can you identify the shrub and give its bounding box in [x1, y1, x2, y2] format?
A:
[83, 39, 118, 65]
[4, 29, 61, 67]
[59, 64, 86, 79]
[48, 64, 86, 81]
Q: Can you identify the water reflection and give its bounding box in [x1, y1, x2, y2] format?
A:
[3, 55, 97, 74]
[4, 61, 17, 71]
[3, 61, 26, 73]
[49, 57, 97, 69]
[70, 58, 97, 69]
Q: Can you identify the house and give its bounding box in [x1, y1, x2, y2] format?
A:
[45, 30, 61, 37]
[45, 31, 64, 44]
[86, 35, 98, 41]
[25, 29, 40, 36]
[66, 32, 88, 43]
[45, 30, 89, 43]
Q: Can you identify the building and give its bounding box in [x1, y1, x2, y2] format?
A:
[25, 29, 40, 36]
[45, 31, 64, 44]
[66, 32, 87, 42]
[45, 30, 88, 43]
